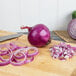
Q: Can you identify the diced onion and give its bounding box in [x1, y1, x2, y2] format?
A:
[49, 43, 76, 61]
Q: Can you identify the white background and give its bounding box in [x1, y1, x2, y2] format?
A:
[0, 0, 76, 32]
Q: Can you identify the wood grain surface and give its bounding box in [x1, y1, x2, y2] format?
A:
[54, 31, 76, 43]
[0, 30, 76, 76]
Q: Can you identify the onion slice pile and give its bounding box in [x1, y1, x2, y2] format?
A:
[0, 42, 39, 66]
[49, 43, 76, 61]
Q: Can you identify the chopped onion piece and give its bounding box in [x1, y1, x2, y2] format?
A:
[49, 43, 76, 61]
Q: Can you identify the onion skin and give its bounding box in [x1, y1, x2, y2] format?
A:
[68, 19, 76, 39]
[28, 24, 51, 47]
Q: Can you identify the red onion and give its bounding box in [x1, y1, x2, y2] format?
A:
[26, 47, 39, 57]
[68, 19, 76, 39]
[0, 43, 12, 56]
[0, 50, 8, 56]
[9, 43, 18, 51]
[0, 42, 39, 66]
[0, 60, 10, 66]
[20, 24, 51, 47]
[0, 49, 12, 66]
[13, 48, 28, 59]
[25, 56, 34, 64]
[49, 43, 76, 61]
[10, 53, 27, 66]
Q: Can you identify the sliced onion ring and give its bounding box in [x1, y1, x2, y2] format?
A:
[0, 50, 8, 56]
[0, 51, 12, 66]
[10, 53, 27, 66]
[0, 44, 10, 51]
[25, 56, 34, 64]
[0, 42, 39, 66]
[9, 43, 18, 51]
[0, 60, 10, 66]
[26, 47, 39, 57]
[13, 48, 28, 59]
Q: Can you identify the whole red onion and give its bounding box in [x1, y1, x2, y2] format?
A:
[21, 24, 51, 47]
[68, 19, 76, 39]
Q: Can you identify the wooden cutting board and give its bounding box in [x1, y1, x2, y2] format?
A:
[0, 30, 76, 76]
[54, 31, 76, 43]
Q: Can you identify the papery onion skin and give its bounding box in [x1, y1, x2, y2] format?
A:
[28, 24, 51, 47]
[68, 19, 76, 39]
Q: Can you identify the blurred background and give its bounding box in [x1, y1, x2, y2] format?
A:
[0, 0, 76, 32]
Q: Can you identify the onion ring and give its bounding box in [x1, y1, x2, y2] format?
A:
[26, 47, 39, 57]
[13, 48, 28, 59]
[25, 56, 34, 64]
[10, 53, 27, 66]
[0, 42, 39, 66]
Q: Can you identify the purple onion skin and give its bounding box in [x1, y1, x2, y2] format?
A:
[68, 19, 76, 39]
[28, 24, 51, 47]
